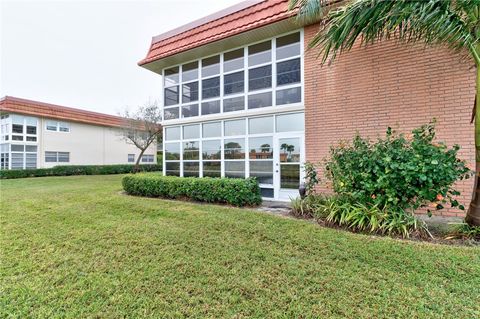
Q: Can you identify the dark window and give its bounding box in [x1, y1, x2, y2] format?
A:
[277, 58, 301, 86]
[224, 71, 244, 95]
[164, 86, 179, 106]
[224, 97, 245, 113]
[181, 104, 199, 118]
[276, 87, 301, 105]
[260, 187, 274, 198]
[248, 92, 272, 109]
[201, 101, 220, 115]
[26, 126, 36, 135]
[224, 49, 244, 72]
[182, 82, 199, 103]
[182, 61, 198, 82]
[276, 33, 301, 60]
[12, 124, 23, 134]
[164, 107, 179, 120]
[249, 65, 272, 91]
[248, 41, 271, 66]
[202, 77, 220, 99]
[202, 55, 220, 77]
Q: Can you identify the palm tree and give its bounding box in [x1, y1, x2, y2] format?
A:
[289, 0, 480, 225]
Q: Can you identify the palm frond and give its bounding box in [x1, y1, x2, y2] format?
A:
[289, 0, 334, 25]
[303, 0, 479, 64]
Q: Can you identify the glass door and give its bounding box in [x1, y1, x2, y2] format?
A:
[274, 135, 304, 200]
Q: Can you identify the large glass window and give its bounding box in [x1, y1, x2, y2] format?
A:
[165, 143, 180, 160]
[166, 162, 180, 176]
[248, 65, 272, 91]
[202, 140, 221, 160]
[248, 41, 271, 66]
[183, 124, 199, 139]
[165, 127, 180, 141]
[224, 138, 245, 159]
[162, 31, 302, 119]
[249, 116, 273, 134]
[202, 122, 221, 138]
[203, 161, 221, 177]
[224, 71, 244, 95]
[276, 113, 304, 132]
[224, 49, 244, 72]
[249, 137, 273, 159]
[225, 161, 245, 178]
[224, 119, 245, 136]
[183, 162, 199, 177]
[183, 141, 199, 160]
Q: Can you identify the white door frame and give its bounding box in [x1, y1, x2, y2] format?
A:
[273, 133, 305, 201]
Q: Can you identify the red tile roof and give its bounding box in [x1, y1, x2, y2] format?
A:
[0, 96, 126, 128]
[138, 0, 294, 66]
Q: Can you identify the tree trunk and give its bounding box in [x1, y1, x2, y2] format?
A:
[466, 66, 480, 226]
[133, 148, 147, 174]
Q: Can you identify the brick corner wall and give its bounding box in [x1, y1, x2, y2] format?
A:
[304, 24, 476, 217]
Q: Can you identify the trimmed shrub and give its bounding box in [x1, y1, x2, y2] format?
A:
[122, 173, 262, 207]
[0, 164, 162, 179]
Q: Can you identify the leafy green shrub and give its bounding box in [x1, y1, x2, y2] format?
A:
[450, 223, 480, 240]
[290, 194, 326, 218]
[325, 122, 471, 214]
[122, 173, 262, 207]
[313, 195, 427, 238]
[303, 162, 320, 195]
[0, 164, 162, 179]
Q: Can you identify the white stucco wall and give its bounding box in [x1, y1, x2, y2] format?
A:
[38, 118, 156, 168]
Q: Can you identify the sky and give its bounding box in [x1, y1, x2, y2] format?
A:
[0, 0, 241, 115]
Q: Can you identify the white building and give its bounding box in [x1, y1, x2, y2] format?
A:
[0, 96, 157, 170]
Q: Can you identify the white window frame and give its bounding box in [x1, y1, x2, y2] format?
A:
[45, 120, 70, 133]
[160, 29, 304, 125]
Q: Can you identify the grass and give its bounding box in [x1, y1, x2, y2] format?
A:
[1, 175, 479, 318]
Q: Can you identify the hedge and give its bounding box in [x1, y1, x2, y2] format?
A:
[122, 173, 262, 207]
[0, 164, 162, 179]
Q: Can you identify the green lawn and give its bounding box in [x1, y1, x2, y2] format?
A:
[1, 175, 479, 318]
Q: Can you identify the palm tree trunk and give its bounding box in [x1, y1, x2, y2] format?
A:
[466, 66, 480, 226]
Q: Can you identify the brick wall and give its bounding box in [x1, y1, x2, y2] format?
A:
[304, 24, 476, 217]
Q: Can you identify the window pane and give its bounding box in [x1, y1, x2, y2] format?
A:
[260, 187, 274, 198]
[248, 92, 272, 109]
[45, 151, 57, 162]
[224, 48, 244, 72]
[183, 141, 199, 160]
[249, 161, 273, 184]
[182, 61, 198, 82]
[279, 138, 301, 163]
[248, 41, 271, 66]
[224, 96, 245, 113]
[26, 136, 37, 142]
[202, 122, 221, 138]
[59, 122, 70, 132]
[165, 143, 181, 160]
[12, 135, 23, 141]
[225, 161, 245, 178]
[182, 82, 199, 103]
[25, 145, 37, 152]
[25, 117, 37, 126]
[281, 164, 300, 189]
[164, 107, 179, 120]
[276, 32, 300, 60]
[224, 119, 245, 136]
[249, 137, 273, 159]
[164, 86, 179, 106]
[224, 71, 244, 95]
[183, 162, 199, 177]
[202, 77, 220, 99]
[202, 55, 220, 77]
[11, 144, 24, 152]
[166, 162, 180, 176]
[203, 161, 221, 178]
[224, 138, 245, 159]
[183, 124, 200, 139]
[248, 65, 272, 91]
[276, 113, 304, 132]
[26, 126, 36, 135]
[46, 121, 57, 131]
[58, 152, 70, 162]
[201, 100, 220, 115]
[128, 154, 135, 162]
[12, 124, 23, 134]
[11, 153, 24, 169]
[165, 127, 180, 140]
[249, 116, 273, 134]
[25, 153, 37, 169]
[277, 58, 301, 86]
[202, 140, 221, 160]
[276, 87, 301, 105]
[181, 104, 199, 118]
[165, 66, 179, 86]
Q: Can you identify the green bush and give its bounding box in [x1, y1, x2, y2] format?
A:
[0, 164, 162, 179]
[122, 173, 262, 207]
[290, 195, 327, 218]
[325, 121, 471, 214]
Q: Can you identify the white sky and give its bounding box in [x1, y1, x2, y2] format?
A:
[0, 0, 241, 115]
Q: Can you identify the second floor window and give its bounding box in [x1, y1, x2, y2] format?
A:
[162, 31, 303, 121]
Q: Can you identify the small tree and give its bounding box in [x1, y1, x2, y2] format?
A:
[120, 101, 162, 172]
